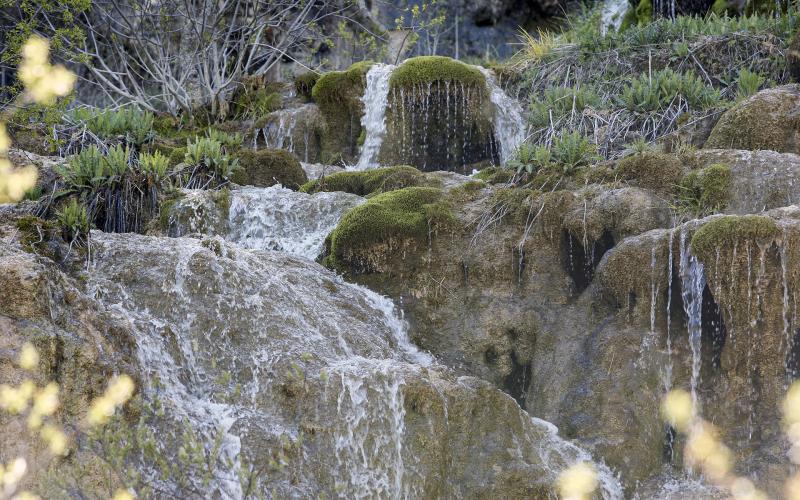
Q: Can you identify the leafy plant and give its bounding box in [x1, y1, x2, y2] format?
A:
[57, 198, 90, 242]
[139, 151, 170, 184]
[530, 86, 601, 127]
[205, 128, 244, 149]
[72, 107, 155, 146]
[550, 132, 600, 173]
[736, 69, 765, 100]
[620, 69, 720, 112]
[182, 136, 239, 188]
[507, 143, 552, 175]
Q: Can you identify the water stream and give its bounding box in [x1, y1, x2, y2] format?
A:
[356, 64, 396, 170]
[478, 67, 528, 164]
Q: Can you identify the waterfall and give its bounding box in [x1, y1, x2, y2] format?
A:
[600, 0, 629, 34]
[478, 67, 527, 165]
[168, 186, 365, 260]
[355, 63, 395, 170]
[680, 230, 706, 412]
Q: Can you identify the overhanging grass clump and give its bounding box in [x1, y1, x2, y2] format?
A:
[389, 56, 486, 88]
[324, 187, 455, 272]
[300, 166, 423, 196]
[691, 214, 780, 261]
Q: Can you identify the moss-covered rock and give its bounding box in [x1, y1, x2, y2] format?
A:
[324, 187, 455, 273]
[474, 167, 513, 184]
[389, 56, 485, 88]
[300, 166, 424, 196]
[705, 85, 800, 153]
[615, 151, 685, 192]
[312, 62, 373, 163]
[679, 163, 732, 214]
[379, 56, 497, 173]
[231, 149, 308, 189]
[691, 214, 780, 262]
[294, 73, 320, 101]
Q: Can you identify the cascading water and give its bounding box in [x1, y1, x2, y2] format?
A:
[478, 67, 527, 164]
[82, 175, 624, 497]
[680, 230, 706, 412]
[168, 186, 364, 260]
[355, 64, 395, 170]
[600, 0, 630, 34]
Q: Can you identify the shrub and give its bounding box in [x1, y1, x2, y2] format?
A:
[57, 198, 90, 243]
[620, 69, 720, 112]
[736, 69, 765, 100]
[182, 137, 239, 188]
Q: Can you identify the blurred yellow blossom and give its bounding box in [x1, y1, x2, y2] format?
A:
[0, 159, 37, 204]
[18, 37, 76, 105]
[18, 343, 39, 371]
[27, 382, 59, 430]
[88, 375, 135, 426]
[0, 380, 36, 414]
[0, 124, 9, 154]
[112, 489, 135, 500]
[557, 462, 597, 500]
[0, 458, 27, 491]
[13, 491, 41, 500]
[660, 389, 693, 432]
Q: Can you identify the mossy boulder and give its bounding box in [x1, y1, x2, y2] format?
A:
[474, 167, 513, 184]
[294, 73, 320, 101]
[615, 151, 685, 192]
[691, 214, 780, 262]
[300, 165, 424, 196]
[705, 85, 800, 153]
[679, 163, 732, 214]
[255, 105, 324, 163]
[379, 56, 497, 173]
[231, 149, 308, 189]
[324, 187, 455, 273]
[312, 62, 373, 164]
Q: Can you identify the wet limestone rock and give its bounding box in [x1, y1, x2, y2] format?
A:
[256, 104, 324, 163]
[705, 85, 800, 153]
[691, 149, 800, 213]
[379, 56, 498, 173]
[231, 148, 308, 189]
[0, 227, 137, 490]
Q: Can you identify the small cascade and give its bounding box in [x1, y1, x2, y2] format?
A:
[168, 186, 365, 260]
[478, 67, 528, 164]
[355, 64, 395, 170]
[256, 105, 316, 162]
[600, 0, 630, 34]
[680, 230, 706, 411]
[533, 418, 624, 500]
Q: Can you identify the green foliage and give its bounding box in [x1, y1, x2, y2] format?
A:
[58, 145, 131, 191]
[56, 198, 90, 241]
[183, 137, 239, 188]
[72, 107, 155, 146]
[620, 69, 720, 112]
[507, 143, 553, 175]
[139, 151, 170, 184]
[529, 86, 601, 128]
[205, 128, 243, 149]
[736, 69, 765, 100]
[679, 163, 732, 214]
[300, 166, 424, 196]
[389, 56, 485, 88]
[550, 132, 600, 173]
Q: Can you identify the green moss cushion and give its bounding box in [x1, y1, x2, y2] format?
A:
[390, 56, 485, 88]
[300, 166, 423, 196]
[231, 149, 308, 190]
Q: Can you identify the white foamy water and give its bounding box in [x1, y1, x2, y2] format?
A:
[478, 67, 528, 164]
[601, 0, 629, 34]
[355, 63, 396, 170]
[168, 186, 364, 260]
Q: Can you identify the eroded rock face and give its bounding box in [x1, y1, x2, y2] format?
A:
[705, 85, 800, 153]
[0, 224, 138, 489]
[256, 104, 324, 163]
[83, 231, 622, 498]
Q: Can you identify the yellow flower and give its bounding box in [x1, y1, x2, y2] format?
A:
[0, 123, 10, 154]
[0, 457, 27, 489]
[0, 158, 38, 204]
[21, 37, 49, 67]
[660, 389, 693, 432]
[40, 424, 68, 456]
[13, 491, 41, 500]
[17, 36, 76, 105]
[112, 489, 135, 500]
[107, 375, 136, 405]
[18, 343, 39, 371]
[556, 462, 597, 500]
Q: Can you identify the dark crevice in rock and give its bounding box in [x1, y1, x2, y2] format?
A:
[788, 329, 800, 378]
[701, 284, 726, 373]
[503, 349, 530, 407]
[564, 230, 615, 293]
[663, 424, 677, 463]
